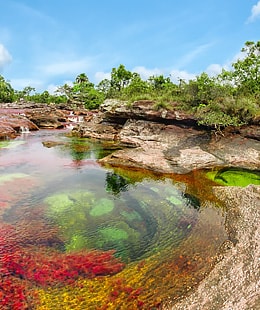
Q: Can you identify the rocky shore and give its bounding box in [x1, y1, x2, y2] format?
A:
[0, 100, 259, 309]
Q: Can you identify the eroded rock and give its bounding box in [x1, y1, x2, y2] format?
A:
[0, 114, 39, 139]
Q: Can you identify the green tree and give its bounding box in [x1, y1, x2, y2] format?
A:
[122, 72, 149, 99]
[57, 73, 104, 109]
[148, 75, 172, 91]
[97, 78, 111, 98]
[110, 64, 132, 93]
[0, 75, 15, 102]
[232, 41, 260, 95]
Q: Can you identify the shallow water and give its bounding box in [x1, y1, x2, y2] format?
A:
[0, 129, 229, 309]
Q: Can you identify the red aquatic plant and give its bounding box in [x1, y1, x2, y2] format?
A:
[9, 248, 125, 287]
[0, 224, 124, 287]
[0, 223, 125, 309]
[0, 277, 29, 310]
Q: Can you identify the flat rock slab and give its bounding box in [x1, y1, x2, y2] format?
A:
[97, 120, 260, 173]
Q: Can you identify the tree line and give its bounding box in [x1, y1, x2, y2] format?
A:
[0, 41, 259, 129]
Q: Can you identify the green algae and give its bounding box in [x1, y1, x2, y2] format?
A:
[98, 227, 129, 241]
[0, 140, 25, 149]
[43, 177, 200, 260]
[90, 198, 114, 216]
[0, 173, 29, 184]
[65, 234, 87, 252]
[166, 195, 183, 206]
[206, 168, 260, 187]
[120, 210, 142, 221]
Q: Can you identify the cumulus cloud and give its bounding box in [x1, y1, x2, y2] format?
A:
[46, 84, 59, 94]
[247, 1, 260, 22]
[94, 71, 111, 83]
[0, 44, 12, 70]
[169, 69, 196, 83]
[205, 64, 225, 76]
[132, 66, 163, 80]
[38, 58, 93, 76]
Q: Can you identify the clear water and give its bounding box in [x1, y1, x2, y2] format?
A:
[0, 130, 228, 309]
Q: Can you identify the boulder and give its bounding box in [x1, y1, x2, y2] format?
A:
[24, 108, 66, 129]
[0, 115, 39, 139]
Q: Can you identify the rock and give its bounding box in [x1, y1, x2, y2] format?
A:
[42, 141, 67, 148]
[0, 114, 39, 139]
[73, 103, 260, 173]
[208, 135, 260, 170]
[238, 125, 260, 141]
[165, 185, 260, 310]
[101, 99, 198, 126]
[98, 120, 222, 173]
[24, 108, 66, 129]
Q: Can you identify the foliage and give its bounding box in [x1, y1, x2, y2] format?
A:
[57, 73, 104, 109]
[231, 41, 260, 95]
[110, 64, 132, 93]
[0, 75, 15, 102]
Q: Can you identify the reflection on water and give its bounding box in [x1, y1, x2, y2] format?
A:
[0, 130, 228, 309]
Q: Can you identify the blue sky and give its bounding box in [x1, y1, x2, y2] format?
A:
[0, 0, 259, 93]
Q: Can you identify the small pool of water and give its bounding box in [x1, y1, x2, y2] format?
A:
[0, 129, 235, 309]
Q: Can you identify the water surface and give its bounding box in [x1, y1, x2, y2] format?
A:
[0, 129, 228, 309]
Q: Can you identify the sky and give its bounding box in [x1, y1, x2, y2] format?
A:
[0, 0, 260, 93]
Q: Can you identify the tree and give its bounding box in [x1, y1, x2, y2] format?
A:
[0, 75, 15, 102]
[148, 75, 172, 91]
[122, 72, 149, 99]
[110, 64, 132, 93]
[97, 78, 111, 98]
[232, 41, 260, 95]
[57, 74, 104, 109]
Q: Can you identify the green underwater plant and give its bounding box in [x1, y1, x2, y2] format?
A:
[206, 167, 260, 186]
[89, 198, 114, 216]
[0, 173, 29, 184]
[0, 140, 25, 149]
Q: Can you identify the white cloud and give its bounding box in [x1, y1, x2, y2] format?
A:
[38, 58, 93, 76]
[205, 64, 225, 76]
[94, 71, 111, 83]
[46, 84, 59, 94]
[12, 2, 56, 25]
[247, 1, 260, 22]
[10, 78, 43, 91]
[0, 44, 12, 70]
[169, 69, 196, 83]
[132, 66, 163, 80]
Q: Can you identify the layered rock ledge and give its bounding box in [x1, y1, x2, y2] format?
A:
[71, 100, 260, 174]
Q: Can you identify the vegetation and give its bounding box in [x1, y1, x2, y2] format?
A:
[0, 41, 259, 129]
